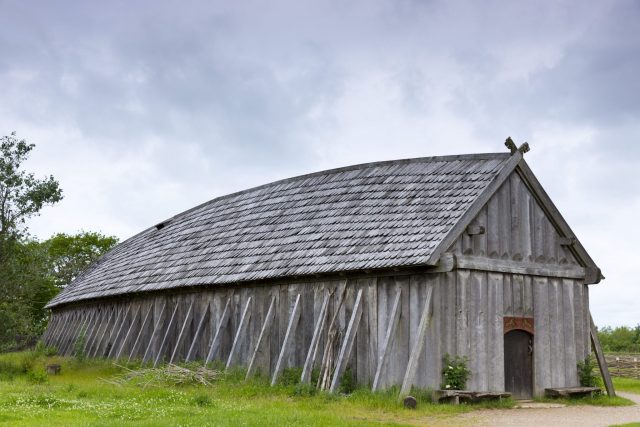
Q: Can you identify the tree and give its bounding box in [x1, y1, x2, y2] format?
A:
[0, 132, 63, 242]
[0, 132, 63, 350]
[44, 231, 118, 289]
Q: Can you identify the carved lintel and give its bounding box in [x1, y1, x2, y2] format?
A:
[503, 316, 535, 335]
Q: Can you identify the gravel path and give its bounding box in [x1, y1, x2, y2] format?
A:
[454, 392, 640, 427]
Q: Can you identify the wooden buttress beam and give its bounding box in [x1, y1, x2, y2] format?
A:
[330, 289, 364, 393]
[42, 313, 60, 345]
[590, 313, 616, 397]
[99, 305, 124, 358]
[271, 293, 302, 386]
[129, 304, 153, 362]
[246, 296, 276, 380]
[115, 305, 141, 360]
[205, 298, 232, 365]
[169, 300, 195, 364]
[58, 311, 79, 355]
[142, 302, 167, 365]
[91, 308, 115, 358]
[226, 297, 253, 369]
[70, 310, 95, 357]
[80, 309, 100, 355]
[372, 287, 402, 391]
[153, 303, 179, 367]
[108, 305, 132, 358]
[300, 292, 330, 384]
[400, 285, 433, 396]
[185, 303, 210, 362]
[84, 309, 104, 355]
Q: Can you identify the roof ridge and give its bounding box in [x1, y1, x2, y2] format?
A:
[155, 152, 510, 229]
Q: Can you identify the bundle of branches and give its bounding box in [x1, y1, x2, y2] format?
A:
[103, 363, 222, 388]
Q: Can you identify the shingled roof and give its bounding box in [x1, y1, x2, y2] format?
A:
[47, 152, 518, 308]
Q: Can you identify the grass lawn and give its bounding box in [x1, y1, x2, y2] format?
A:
[1, 351, 637, 426]
[614, 377, 640, 395]
[0, 351, 508, 426]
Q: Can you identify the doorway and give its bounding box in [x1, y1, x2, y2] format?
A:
[504, 329, 533, 399]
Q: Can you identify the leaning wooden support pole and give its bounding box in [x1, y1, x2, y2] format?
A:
[84, 310, 104, 355]
[246, 296, 276, 380]
[153, 304, 179, 367]
[142, 302, 167, 365]
[590, 313, 616, 397]
[205, 298, 231, 365]
[226, 297, 253, 369]
[62, 312, 85, 356]
[47, 313, 66, 346]
[169, 300, 195, 364]
[81, 310, 100, 354]
[185, 303, 210, 362]
[58, 312, 78, 355]
[91, 309, 114, 358]
[129, 305, 153, 362]
[99, 306, 124, 358]
[400, 285, 433, 397]
[329, 289, 364, 393]
[300, 292, 330, 384]
[108, 306, 132, 358]
[372, 288, 402, 391]
[115, 305, 141, 360]
[271, 294, 302, 386]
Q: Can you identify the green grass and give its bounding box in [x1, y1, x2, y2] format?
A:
[0, 352, 483, 426]
[613, 377, 640, 395]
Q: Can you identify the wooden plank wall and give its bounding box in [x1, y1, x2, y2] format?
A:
[44, 268, 590, 394]
[452, 171, 579, 266]
[45, 274, 444, 389]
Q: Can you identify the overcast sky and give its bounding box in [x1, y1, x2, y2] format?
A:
[1, 0, 638, 326]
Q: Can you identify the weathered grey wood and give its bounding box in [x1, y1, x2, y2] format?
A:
[400, 285, 433, 396]
[142, 301, 167, 365]
[116, 305, 141, 359]
[129, 304, 153, 361]
[81, 309, 101, 355]
[205, 298, 231, 364]
[101, 305, 125, 358]
[562, 280, 577, 386]
[170, 300, 195, 364]
[590, 313, 616, 397]
[154, 303, 179, 367]
[545, 386, 600, 398]
[108, 305, 132, 358]
[372, 287, 401, 391]
[300, 292, 329, 383]
[246, 296, 276, 380]
[185, 303, 210, 362]
[271, 293, 301, 386]
[226, 296, 253, 369]
[455, 254, 587, 279]
[91, 308, 114, 358]
[330, 288, 364, 393]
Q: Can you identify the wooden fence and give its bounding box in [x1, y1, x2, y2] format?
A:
[605, 354, 640, 380]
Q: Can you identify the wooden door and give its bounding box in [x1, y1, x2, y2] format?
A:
[504, 329, 533, 399]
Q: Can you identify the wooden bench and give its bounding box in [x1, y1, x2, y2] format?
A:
[545, 387, 600, 398]
[433, 390, 512, 404]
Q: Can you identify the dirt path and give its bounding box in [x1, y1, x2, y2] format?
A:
[451, 392, 640, 427]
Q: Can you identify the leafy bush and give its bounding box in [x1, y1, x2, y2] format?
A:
[577, 355, 602, 387]
[339, 367, 356, 394]
[27, 369, 48, 384]
[279, 367, 303, 386]
[441, 354, 470, 390]
[292, 382, 318, 397]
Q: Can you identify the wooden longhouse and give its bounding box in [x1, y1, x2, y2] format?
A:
[43, 144, 605, 399]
